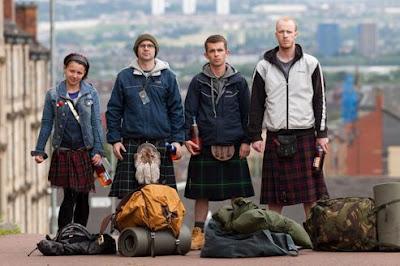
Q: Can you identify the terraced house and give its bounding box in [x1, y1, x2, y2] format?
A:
[0, 0, 50, 233]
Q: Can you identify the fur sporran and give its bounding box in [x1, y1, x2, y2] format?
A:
[211, 145, 235, 161]
[134, 143, 161, 185]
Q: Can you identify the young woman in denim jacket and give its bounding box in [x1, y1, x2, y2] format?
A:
[31, 53, 104, 231]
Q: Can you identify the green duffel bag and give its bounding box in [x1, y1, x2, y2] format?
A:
[213, 198, 313, 248]
[304, 197, 377, 251]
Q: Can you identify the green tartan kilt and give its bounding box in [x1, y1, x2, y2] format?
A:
[109, 139, 176, 199]
[184, 146, 255, 201]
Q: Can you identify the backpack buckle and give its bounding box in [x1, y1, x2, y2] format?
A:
[97, 234, 104, 245]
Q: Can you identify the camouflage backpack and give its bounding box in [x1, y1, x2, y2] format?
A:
[304, 197, 377, 251]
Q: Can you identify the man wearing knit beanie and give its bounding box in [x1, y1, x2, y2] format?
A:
[133, 33, 159, 57]
[106, 33, 185, 199]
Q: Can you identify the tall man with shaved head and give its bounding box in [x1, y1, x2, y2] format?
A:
[249, 17, 329, 217]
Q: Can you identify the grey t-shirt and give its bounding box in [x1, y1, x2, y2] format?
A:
[276, 56, 294, 80]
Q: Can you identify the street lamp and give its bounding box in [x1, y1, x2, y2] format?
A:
[49, 0, 57, 234]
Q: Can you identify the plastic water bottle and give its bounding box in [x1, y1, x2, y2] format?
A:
[165, 142, 179, 161]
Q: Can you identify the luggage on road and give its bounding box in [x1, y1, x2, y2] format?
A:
[99, 184, 186, 257]
[213, 197, 312, 248]
[201, 219, 298, 258]
[373, 182, 400, 251]
[30, 223, 116, 256]
[100, 184, 185, 238]
[304, 197, 377, 251]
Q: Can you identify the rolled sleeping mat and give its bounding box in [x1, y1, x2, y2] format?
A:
[373, 182, 400, 250]
[118, 224, 191, 257]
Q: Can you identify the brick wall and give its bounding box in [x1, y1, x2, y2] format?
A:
[346, 93, 383, 175]
[3, 0, 14, 20]
[15, 3, 37, 40]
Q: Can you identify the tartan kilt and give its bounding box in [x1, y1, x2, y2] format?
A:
[261, 132, 329, 205]
[48, 149, 95, 193]
[109, 139, 176, 199]
[184, 145, 255, 201]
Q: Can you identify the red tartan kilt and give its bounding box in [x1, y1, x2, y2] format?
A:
[261, 133, 328, 205]
[48, 149, 95, 192]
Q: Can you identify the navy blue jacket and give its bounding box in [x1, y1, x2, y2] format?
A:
[184, 70, 250, 146]
[106, 59, 185, 144]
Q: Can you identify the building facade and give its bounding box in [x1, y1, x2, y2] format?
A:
[358, 23, 377, 58]
[0, 0, 50, 233]
[317, 23, 340, 57]
[326, 88, 400, 177]
[216, 0, 230, 15]
[183, 0, 196, 15]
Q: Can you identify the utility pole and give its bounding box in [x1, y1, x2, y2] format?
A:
[49, 0, 57, 234]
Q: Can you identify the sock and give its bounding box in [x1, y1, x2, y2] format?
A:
[194, 221, 205, 231]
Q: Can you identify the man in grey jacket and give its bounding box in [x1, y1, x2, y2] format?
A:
[249, 17, 329, 217]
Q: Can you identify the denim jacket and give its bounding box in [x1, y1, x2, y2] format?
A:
[31, 80, 104, 159]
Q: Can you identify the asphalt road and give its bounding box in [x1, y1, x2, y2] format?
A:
[1, 233, 400, 266]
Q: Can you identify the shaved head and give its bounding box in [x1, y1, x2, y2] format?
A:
[276, 16, 298, 32]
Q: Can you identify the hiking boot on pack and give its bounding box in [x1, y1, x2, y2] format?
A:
[190, 226, 204, 250]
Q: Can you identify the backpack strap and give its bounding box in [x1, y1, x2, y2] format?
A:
[175, 238, 183, 255]
[66, 99, 80, 123]
[150, 231, 156, 257]
[372, 198, 400, 215]
[27, 247, 38, 257]
[100, 213, 115, 235]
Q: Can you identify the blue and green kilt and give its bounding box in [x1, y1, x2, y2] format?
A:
[48, 149, 95, 193]
[261, 132, 329, 205]
[109, 139, 176, 199]
[184, 145, 255, 201]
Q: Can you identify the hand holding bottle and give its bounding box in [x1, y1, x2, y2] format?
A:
[94, 158, 112, 187]
[187, 116, 202, 154]
[165, 142, 182, 160]
[185, 140, 200, 155]
[312, 145, 325, 173]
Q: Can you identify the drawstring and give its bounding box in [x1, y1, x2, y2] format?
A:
[211, 78, 217, 118]
[210, 77, 227, 118]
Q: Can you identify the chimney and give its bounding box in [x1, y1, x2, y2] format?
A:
[15, 3, 37, 40]
[4, 0, 15, 21]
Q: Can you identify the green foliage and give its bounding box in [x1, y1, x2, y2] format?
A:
[0, 216, 21, 236]
[0, 227, 21, 236]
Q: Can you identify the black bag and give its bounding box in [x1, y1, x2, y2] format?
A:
[276, 135, 297, 158]
[201, 219, 298, 258]
[29, 223, 116, 256]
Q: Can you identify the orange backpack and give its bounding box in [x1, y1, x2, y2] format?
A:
[101, 184, 185, 238]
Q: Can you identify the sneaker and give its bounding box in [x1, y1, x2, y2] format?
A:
[190, 226, 205, 250]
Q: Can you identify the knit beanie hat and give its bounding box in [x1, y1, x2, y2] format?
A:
[133, 33, 159, 57]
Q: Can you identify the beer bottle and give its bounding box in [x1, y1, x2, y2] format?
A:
[94, 158, 112, 187]
[312, 145, 325, 173]
[191, 116, 201, 152]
